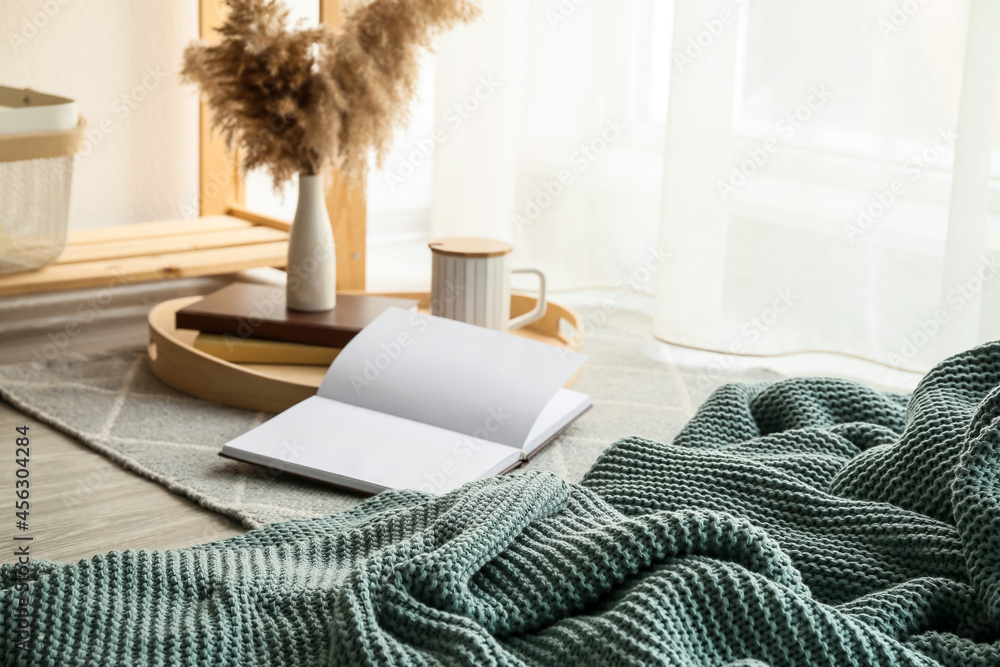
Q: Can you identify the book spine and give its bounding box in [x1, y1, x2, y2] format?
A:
[174, 312, 355, 348]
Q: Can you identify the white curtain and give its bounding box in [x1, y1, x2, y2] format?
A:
[432, 0, 667, 293]
[654, 0, 1000, 372]
[431, 0, 1000, 372]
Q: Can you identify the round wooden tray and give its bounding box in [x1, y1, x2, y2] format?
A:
[148, 292, 582, 413]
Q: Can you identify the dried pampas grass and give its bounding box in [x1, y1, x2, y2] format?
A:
[182, 0, 480, 188]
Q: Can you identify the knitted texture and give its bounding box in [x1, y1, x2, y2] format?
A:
[4, 342, 1000, 666]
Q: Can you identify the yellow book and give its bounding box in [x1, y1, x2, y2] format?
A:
[193, 333, 341, 365]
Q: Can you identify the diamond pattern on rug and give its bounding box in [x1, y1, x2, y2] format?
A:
[0, 306, 781, 528]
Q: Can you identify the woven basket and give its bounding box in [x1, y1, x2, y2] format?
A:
[0, 86, 85, 276]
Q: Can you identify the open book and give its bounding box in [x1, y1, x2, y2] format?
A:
[221, 307, 590, 494]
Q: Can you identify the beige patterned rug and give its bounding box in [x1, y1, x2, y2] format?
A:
[0, 305, 780, 528]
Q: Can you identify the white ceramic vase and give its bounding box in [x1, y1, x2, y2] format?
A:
[286, 173, 336, 312]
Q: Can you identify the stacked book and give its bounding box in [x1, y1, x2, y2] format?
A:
[175, 282, 420, 365]
[177, 282, 592, 495]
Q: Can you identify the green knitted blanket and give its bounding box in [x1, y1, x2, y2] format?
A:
[4, 343, 1000, 666]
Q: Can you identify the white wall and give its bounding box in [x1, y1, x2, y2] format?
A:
[2, 0, 433, 256]
[2, 0, 200, 230]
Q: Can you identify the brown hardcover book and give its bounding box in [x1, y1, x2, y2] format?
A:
[175, 282, 419, 347]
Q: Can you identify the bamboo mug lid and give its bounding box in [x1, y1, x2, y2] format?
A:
[428, 237, 513, 259]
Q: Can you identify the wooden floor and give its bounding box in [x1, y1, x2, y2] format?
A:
[0, 296, 244, 565]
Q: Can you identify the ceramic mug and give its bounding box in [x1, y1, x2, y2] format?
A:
[429, 237, 547, 332]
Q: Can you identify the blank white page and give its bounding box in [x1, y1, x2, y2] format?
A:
[318, 308, 587, 448]
[222, 396, 519, 495]
[523, 389, 592, 455]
